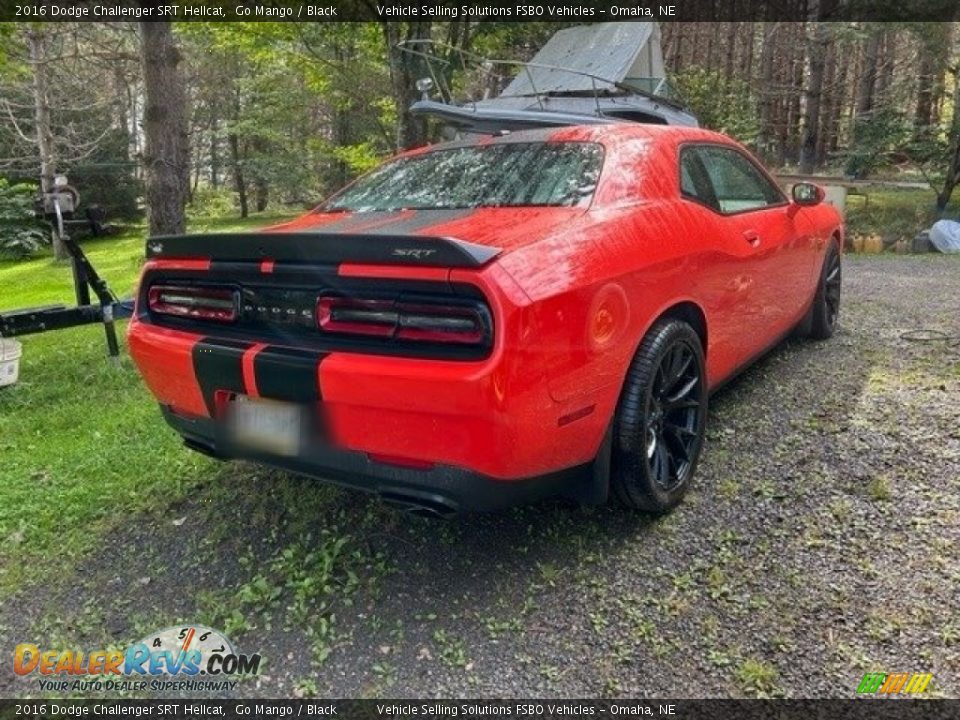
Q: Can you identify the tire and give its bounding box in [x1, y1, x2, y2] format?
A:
[808, 242, 842, 340]
[611, 319, 707, 514]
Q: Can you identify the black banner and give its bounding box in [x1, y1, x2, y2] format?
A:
[0, 0, 958, 23]
[1, 700, 958, 719]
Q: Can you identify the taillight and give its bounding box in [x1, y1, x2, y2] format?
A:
[316, 298, 395, 337]
[317, 296, 487, 345]
[148, 285, 238, 322]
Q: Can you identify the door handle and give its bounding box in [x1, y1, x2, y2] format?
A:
[743, 230, 761, 247]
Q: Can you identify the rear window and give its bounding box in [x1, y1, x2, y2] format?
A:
[324, 142, 603, 212]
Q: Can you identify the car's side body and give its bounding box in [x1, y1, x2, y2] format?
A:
[128, 124, 843, 515]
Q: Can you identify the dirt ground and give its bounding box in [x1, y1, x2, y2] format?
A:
[2, 254, 958, 699]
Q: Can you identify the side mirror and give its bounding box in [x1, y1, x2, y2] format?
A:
[792, 182, 825, 206]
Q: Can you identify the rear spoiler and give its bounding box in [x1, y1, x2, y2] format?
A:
[145, 232, 502, 269]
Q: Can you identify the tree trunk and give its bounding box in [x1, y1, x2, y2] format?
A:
[382, 21, 431, 150]
[828, 46, 848, 155]
[724, 23, 737, 85]
[913, 24, 953, 131]
[936, 71, 960, 213]
[706, 23, 720, 68]
[210, 116, 220, 189]
[915, 44, 936, 128]
[875, 31, 895, 103]
[854, 28, 880, 119]
[786, 26, 805, 165]
[815, 39, 836, 167]
[254, 181, 268, 213]
[250, 138, 269, 213]
[674, 24, 686, 72]
[756, 23, 779, 162]
[129, 83, 142, 181]
[28, 30, 67, 260]
[228, 132, 248, 219]
[846, 25, 881, 176]
[664, 23, 681, 71]
[741, 22, 755, 80]
[112, 67, 131, 163]
[800, 23, 829, 174]
[140, 22, 189, 237]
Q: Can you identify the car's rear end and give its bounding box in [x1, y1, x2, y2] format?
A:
[128, 136, 619, 514]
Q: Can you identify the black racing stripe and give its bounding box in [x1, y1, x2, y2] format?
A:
[253, 346, 327, 403]
[192, 338, 251, 415]
[363, 209, 476, 236]
[297, 211, 407, 235]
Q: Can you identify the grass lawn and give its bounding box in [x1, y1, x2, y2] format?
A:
[0, 213, 293, 594]
[844, 187, 959, 242]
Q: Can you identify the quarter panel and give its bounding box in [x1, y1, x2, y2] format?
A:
[498, 200, 751, 404]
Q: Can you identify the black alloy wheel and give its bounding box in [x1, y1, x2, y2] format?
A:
[611, 319, 707, 513]
[810, 242, 841, 340]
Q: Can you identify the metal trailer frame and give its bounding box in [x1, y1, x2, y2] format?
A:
[0, 195, 131, 359]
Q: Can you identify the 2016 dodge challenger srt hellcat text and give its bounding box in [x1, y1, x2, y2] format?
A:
[128, 124, 843, 517]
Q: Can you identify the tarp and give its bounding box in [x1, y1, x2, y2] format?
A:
[930, 219, 960, 253]
[500, 22, 665, 97]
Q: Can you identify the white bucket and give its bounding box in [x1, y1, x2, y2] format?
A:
[0, 338, 22, 388]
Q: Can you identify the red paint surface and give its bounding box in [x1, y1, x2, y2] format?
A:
[241, 343, 268, 398]
[143, 258, 211, 272]
[126, 322, 207, 417]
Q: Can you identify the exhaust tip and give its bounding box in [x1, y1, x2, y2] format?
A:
[183, 438, 223, 460]
[380, 491, 459, 519]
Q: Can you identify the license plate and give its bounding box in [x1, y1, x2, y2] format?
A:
[227, 396, 304, 456]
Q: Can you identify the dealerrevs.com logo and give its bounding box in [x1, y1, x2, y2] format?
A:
[13, 625, 261, 693]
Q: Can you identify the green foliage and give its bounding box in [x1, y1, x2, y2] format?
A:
[0, 24, 15, 71]
[844, 108, 912, 178]
[66, 130, 143, 222]
[188, 185, 239, 219]
[179, 22, 395, 213]
[671, 67, 760, 144]
[0, 179, 48, 259]
[331, 142, 383, 175]
[905, 127, 950, 178]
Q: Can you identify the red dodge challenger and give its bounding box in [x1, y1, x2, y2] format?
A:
[129, 124, 843, 517]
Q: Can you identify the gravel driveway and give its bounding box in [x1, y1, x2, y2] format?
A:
[2, 254, 958, 699]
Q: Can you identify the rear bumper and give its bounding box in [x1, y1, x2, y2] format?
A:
[162, 406, 600, 514]
[128, 318, 612, 481]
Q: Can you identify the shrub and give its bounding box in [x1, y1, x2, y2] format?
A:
[671, 67, 760, 145]
[188, 185, 239, 219]
[843, 107, 911, 179]
[0, 179, 49, 259]
[64, 130, 143, 221]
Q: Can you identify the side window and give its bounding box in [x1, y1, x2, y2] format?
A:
[695, 146, 785, 213]
[679, 148, 719, 210]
